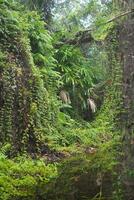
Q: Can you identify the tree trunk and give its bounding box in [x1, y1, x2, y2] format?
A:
[119, 12, 134, 200]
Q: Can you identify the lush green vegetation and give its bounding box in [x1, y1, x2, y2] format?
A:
[0, 153, 57, 200]
[0, 0, 133, 199]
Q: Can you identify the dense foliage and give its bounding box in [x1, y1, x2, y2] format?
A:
[0, 153, 57, 200]
[0, 0, 132, 199]
[0, 0, 60, 154]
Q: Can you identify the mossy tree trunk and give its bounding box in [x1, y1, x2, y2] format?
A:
[118, 3, 134, 199]
[0, 1, 55, 155]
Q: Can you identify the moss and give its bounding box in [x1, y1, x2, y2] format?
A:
[0, 0, 59, 154]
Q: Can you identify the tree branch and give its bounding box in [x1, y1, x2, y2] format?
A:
[56, 9, 134, 47]
[106, 9, 134, 23]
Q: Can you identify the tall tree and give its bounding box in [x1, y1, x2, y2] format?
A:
[117, 0, 134, 199]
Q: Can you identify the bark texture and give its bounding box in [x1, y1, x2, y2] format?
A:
[120, 16, 134, 200]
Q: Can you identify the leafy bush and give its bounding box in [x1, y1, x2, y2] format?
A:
[54, 43, 106, 119]
[45, 139, 119, 200]
[0, 153, 57, 200]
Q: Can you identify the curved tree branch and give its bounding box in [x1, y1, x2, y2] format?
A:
[56, 9, 134, 47]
